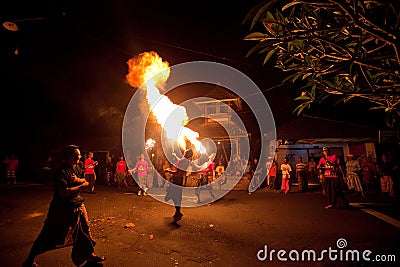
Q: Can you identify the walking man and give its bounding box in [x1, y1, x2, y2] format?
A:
[131, 153, 149, 196]
[84, 152, 98, 194]
[317, 147, 349, 209]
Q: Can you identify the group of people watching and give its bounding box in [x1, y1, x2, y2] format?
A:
[264, 156, 317, 193]
[263, 147, 397, 204]
[344, 153, 396, 198]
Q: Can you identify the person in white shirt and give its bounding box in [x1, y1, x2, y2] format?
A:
[280, 158, 292, 194]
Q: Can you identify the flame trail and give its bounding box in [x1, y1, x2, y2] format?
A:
[126, 51, 205, 153]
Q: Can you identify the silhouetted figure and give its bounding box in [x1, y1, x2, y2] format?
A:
[23, 145, 105, 267]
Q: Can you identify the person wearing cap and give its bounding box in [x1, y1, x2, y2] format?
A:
[317, 147, 349, 209]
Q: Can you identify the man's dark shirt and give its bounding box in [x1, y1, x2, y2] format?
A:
[53, 163, 84, 207]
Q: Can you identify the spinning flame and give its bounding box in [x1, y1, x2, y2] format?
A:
[145, 138, 156, 150]
[126, 51, 205, 153]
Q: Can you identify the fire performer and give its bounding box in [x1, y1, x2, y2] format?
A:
[165, 149, 194, 222]
[166, 150, 215, 221]
[23, 145, 105, 267]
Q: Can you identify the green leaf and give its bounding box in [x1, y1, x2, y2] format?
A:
[302, 72, 312, 80]
[266, 11, 275, 21]
[248, 0, 281, 30]
[320, 94, 331, 101]
[242, 0, 269, 25]
[293, 102, 311, 116]
[304, 55, 312, 66]
[291, 72, 303, 82]
[294, 95, 310, 101]
[310, 84, 316, 98]
[245, 41, 270, 58]
[282, 72, 299, 83]
[263, 48, 278, 65]
[295, 39, 304, 49]
[369, 106, 386, 110]
[323, 80, 335, 88]
[243, 32, 270, 40]
[282, 1, 302, 11]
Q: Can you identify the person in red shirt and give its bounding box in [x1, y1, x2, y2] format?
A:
[317, 147, 349, 209]
[267, 159, 277, 190]
[84, 152, 98, 194]
[115, 156, 128, 188]
[3, 154, 18, 184]
[195, 160, 216, 203]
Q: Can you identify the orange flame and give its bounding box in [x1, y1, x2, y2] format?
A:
[126, 51, 205, 153]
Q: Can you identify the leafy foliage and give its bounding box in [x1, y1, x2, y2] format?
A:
[244, 0, 400, 126]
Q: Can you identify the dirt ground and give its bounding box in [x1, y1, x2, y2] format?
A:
[1, 184, 399, 267]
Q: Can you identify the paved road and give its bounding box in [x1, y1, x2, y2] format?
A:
[0, 183, 399, 267]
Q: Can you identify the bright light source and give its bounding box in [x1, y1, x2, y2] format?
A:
[145, 138, 156, 150]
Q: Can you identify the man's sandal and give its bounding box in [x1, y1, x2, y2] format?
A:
[87, 255, 106, 263]
[22, 261, 39, 267]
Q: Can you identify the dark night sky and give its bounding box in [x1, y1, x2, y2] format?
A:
[0, 0, 384, 161]
[0, 1, 279, 153]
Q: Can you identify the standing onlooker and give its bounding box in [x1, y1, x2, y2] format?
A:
[307, 157, 317, 183]
[317, 147, 349, 209]
[41, 155, 53, 183]
[215, 160, 225, 178]
[379, 154, 395, 198]
[280, 158, 292, 195]
[194, 160, 215, 203]
[296, 156, 308, 192]
[215, 160, 226, 190]
[267, 160, 277, 190]
[361, 156, 377, 196]
[249, 158, 259, 191]
[22, 145, 105, 267]
[346, 155, 364, 197]
[3, 154, 18, 184]
[233, 154, 242, 176]
[105, 156, 114, 186]
[115, 156, 128, 188]
[131, 153, 149, 196]
[84, 152, 98, 194]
